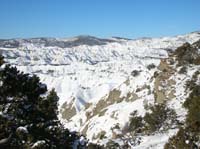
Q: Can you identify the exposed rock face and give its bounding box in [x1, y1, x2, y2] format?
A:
[60, 98, 77, 120]
[153, 40, 200, 104]
[154, 58, 176, 103]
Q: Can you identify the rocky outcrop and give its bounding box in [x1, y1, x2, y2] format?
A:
[60, 98, 77, 120]
[154, 58, 176, 103]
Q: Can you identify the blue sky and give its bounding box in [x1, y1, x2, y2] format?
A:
[0, 0, 200, 39]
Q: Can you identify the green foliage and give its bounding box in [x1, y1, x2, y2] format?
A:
[179, 66, 187, 74]
[129, 104, 177, 136]
[0, 56, 80, 148]
[147, 63, 156, 70]
[184, 84, 200, 132]
[131, 70, 140, 77]
[129, 111, 143, 133]
[0, 55, 4, 66]
[185, 96, 200, 132]
[194, 56, 200, 65]
[143, 104, 177, 133]
[39, 89, 59, 121]
[193, 39, 200, 49]
[185, 71, 200, 91]
[105, 140, 120, 149]
[88, 143, 104, 149]
[164, 127, 198, 149]
[174, 42, 200, 66]
[165, 73, 200, 148]
[153, 71, 159, 78]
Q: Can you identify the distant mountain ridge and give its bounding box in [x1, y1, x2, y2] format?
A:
[1, 31, 199, 48]
[0, 35, 118, 48]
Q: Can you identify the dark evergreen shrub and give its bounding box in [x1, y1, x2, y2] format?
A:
[131, 70, 140, 77]
[147, 64, 156, 70]
[164, 127, 198, 149]
[88, 143, 104, 149]
[165, 77, 200, 148]
[105, 140, 120, 149]
[143, 103, 177, 133]
[0, 56, 80, 148]
[174, 42, 200, 66]
[179, 66, 187, 74]
[184, 85, 200, 133]
[153, 71, 159, 78]
[129, 111, 143, 133]
[0, 55, 4, 66]
[193, 39, 200, 49]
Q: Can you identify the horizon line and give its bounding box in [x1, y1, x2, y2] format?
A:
[0, 30, 200, 40]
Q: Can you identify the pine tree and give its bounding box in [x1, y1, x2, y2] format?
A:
[143, 103, 177, 133]
[0, 55, 80, 148]
[0, 55, 4, 66]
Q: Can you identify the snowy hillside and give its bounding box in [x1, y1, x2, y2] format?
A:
[1, 32, 200, 148]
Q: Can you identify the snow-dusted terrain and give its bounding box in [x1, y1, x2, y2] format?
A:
[1, 32, 200, 148]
